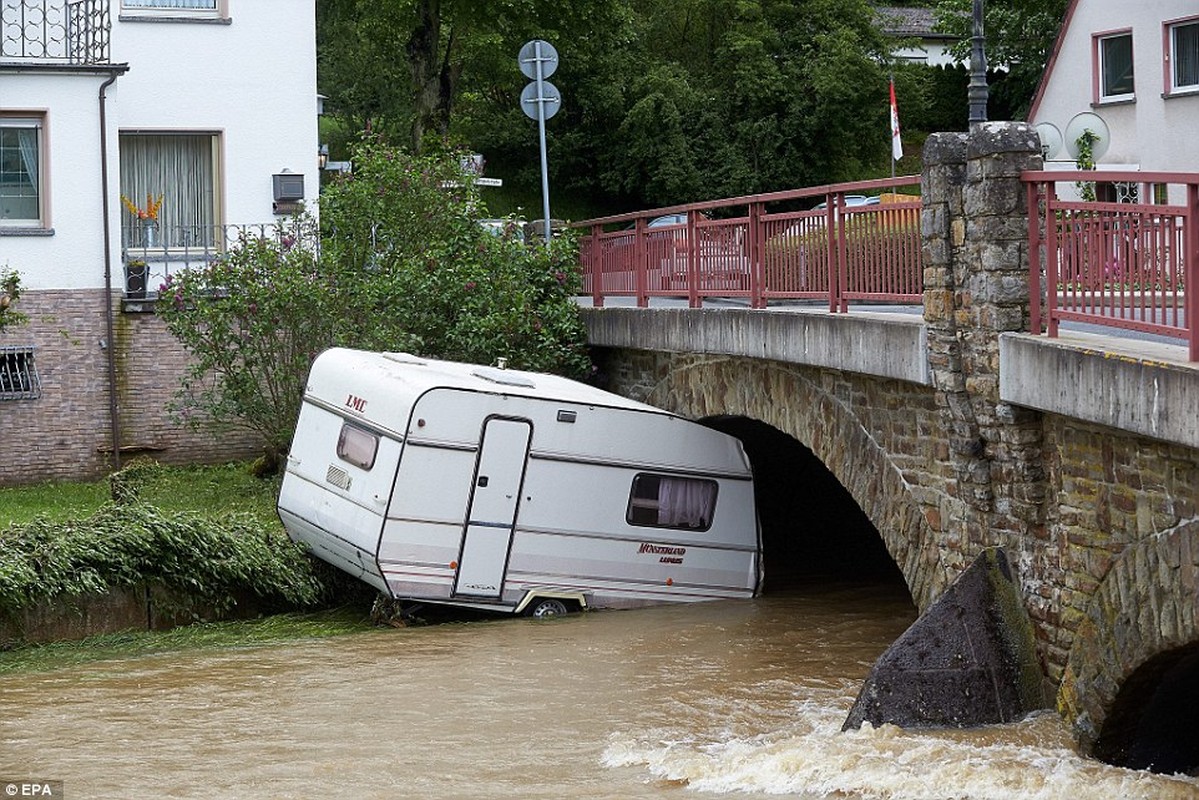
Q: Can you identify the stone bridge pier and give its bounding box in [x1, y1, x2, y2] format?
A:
[582, 122, 1199, 773]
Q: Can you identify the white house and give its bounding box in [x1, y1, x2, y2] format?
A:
[876, 6, 960, 68]
[0, 0, 318, 484]
[1028, 0, 1199, 200]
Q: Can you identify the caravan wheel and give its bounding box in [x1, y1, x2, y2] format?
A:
[527, 597, 570, 618]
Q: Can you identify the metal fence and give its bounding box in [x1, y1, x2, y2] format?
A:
[574, 176, 922, 310]
[0, 0, 110, 63]
[1025, 170, 1198, 361]
[121, 221, 317, 300]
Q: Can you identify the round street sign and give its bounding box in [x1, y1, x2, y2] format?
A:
[518, 39, 558, 80]
[521, 80, 561, 120]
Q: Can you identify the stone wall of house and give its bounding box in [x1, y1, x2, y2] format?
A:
[0, 290, 262, 486]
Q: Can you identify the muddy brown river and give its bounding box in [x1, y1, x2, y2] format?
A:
[3, 584, 1197, 799]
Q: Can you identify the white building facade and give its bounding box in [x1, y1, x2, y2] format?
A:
[1, 0, 318, 483]
[1029, 0, 1199, 193]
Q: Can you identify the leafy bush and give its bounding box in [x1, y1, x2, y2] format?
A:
[157, 217, 329, 467]
[0, 502, 326, 620]
[158, 140, 591, 469]
[0, 265, 26, 332]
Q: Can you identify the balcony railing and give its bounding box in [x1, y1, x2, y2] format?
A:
[121, 221, 317, 301]
[1025, 171, 1198, 361]
[574, 176, 923, 311]
[0, 0, 110, 64]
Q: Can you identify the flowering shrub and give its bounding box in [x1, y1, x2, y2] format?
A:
[157, 215, 330, 469]
[0, 266, 26, 333]
[157, 140, 590, 472]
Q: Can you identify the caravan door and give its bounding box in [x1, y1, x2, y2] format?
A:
[453, 417, 532, 599]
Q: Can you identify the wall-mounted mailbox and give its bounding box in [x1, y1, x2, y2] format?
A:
[272, 171, 305, 215]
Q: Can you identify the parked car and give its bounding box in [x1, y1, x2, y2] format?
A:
[479, 218, 527, 241]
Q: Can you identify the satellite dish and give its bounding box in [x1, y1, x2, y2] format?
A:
[1064, 112, 1111, 161]
[1034, 122, 1064, 160]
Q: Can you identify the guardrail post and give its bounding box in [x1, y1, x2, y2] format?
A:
[1027, 181, 1043, 334]
[749, 202, 763, 308]
[1188, 181, 1198, 361]
[686, 212, 699, 308]
[634, 217, 648, 307]
[590, 223, 604, 307]
[824, 193, 838, 312]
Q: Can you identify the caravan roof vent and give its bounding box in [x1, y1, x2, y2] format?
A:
[472, 367, 536, 388]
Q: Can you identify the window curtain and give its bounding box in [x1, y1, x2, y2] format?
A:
[119, 133, 216, 246]
[657, 478, 716, 528]
[1176, 23, 1199, 88]
[16, 128, 37, 195]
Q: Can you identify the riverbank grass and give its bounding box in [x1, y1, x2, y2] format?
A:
[0, 607, 377, 675]
[0, 462, 378, 670]
[0, 461, 282, 529]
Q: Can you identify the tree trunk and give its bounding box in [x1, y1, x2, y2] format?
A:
[406, 0, 455, 152]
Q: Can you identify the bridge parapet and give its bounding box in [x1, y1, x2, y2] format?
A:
[581, 121, 1199, 762]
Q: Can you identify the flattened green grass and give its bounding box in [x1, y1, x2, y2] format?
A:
[0, 607, 376, 675]
[0, 462, 282, 530]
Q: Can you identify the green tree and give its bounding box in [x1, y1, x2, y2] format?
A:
[156, 217, 333, 469]
[158, 141, 590, 470]
[933, 0, 1069, 118]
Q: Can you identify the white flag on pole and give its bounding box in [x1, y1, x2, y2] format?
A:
[890, 78, 903, 162]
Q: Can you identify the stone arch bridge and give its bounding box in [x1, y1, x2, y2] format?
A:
[578, 123, 1199, 772]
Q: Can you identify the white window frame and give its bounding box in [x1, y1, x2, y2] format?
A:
[1166, 17, 1199, 95]
[1095, 30, 1135, 103]
[120, 0, 228, 20]
[0, 114, 46, 229]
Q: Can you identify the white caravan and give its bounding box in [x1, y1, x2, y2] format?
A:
[277, 348, 761, 616]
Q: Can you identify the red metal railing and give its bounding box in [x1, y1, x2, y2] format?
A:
[575, 176, 922, 311]
[1025, 171, 1198, 361]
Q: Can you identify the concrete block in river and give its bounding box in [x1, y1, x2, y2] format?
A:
[843, 548, 1047, 730]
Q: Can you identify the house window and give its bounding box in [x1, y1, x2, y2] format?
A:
[626, 473, 717, 531]
[0, 117, 43, 227]
[119, 132, 219, 248]
[0, 347, 41, 400]
[1097, 31, 1135, 101]
[122, 0, 220, 11]
[1169, 19, 1199, 93]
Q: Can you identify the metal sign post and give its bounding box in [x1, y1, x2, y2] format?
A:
[519, 39, 560, 247]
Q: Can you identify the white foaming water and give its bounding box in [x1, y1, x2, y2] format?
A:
[604, 707, 1199, 799]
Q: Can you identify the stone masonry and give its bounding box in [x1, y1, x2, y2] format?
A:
[588, 121, 1199, 753]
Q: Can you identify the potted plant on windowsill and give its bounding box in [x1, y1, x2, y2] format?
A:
[121, 192, 164, 248]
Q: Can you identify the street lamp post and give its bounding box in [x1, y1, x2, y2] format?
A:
[968, 0, 988, 126]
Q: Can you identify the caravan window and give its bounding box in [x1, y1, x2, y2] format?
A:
[626, 473, 717, 531]
[337, 423, 378, 470]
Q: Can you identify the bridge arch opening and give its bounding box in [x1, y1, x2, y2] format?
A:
[699, 415, 908, 594]
[1093, 643, 1199, 775]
